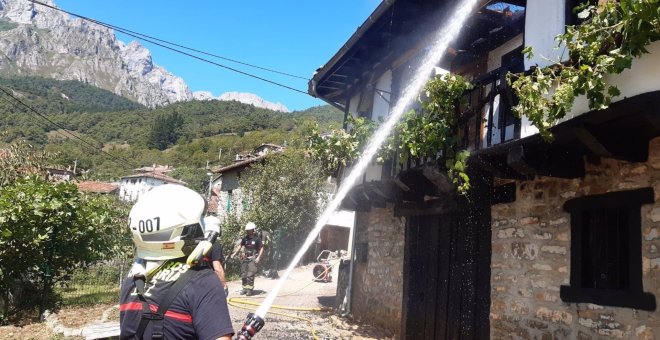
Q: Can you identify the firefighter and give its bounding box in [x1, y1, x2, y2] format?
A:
[119, 184, 234, 339]
[230, 222, 263, 296]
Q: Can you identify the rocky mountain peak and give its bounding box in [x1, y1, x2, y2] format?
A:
[219, 92, 289, 112]
[0, 0, 61, 27]
[0, 0, 289, 110]
[193, 91, 289, 112]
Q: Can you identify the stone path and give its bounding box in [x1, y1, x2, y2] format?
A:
[44, 306, 120, 339]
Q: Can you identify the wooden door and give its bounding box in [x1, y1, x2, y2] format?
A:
[402, 204, 491, 339]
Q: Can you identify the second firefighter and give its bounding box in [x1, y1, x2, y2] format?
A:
[230, 222, 263, 296]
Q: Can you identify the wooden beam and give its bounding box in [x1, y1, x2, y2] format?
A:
[393, 177, 411, 192]
[572, 126, 615, 158]
[506, 145, 536, 178]
[394, 197, 457, 217]
[364, 184, 387, 208]
[420, 165, 456, 194]
[643, 112, 660, 130]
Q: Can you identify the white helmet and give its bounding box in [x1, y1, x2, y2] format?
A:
[245, 222, 256, 231]
[129, 184, 206, 260]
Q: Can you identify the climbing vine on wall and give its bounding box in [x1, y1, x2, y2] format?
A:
[307, 73, 473, 194]
[508, 0, 660, 139]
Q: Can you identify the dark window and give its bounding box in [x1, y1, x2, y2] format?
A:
[579, 207, 629, 290]
[560, 188, 656, 311]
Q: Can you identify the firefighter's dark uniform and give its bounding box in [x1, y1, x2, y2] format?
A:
[240, 235, 262, 295]
[119, 260, 234, 339]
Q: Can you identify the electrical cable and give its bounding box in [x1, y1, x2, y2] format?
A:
[30, 1, 311, 96]
[85, 17, 309, 81]
[0, 95, 53, 132]
[0, 86, 140, 168]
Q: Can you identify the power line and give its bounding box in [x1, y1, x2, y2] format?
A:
[102, 22, 309, 81]
[0, 86, 140, 168]
[31, 0, 312, 95]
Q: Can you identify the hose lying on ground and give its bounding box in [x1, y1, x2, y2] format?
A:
[227, 260, 340, 339]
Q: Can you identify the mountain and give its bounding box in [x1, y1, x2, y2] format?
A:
[0, 75, 342, 180]
[0, 0, 195, 107]
[192, 91, 289, 112]
[0, 0, 293, 111]
[0, 76, 143, 112]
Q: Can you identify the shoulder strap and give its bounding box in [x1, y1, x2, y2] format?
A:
[133, 269, 198, 340]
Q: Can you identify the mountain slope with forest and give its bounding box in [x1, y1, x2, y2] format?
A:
[0, 76, 342, 183]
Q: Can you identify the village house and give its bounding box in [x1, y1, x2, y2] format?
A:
[45, 167, 76, 182]
[209, 144, 285, 219]
[310, 0, 659, 339]
[118, 171, 186, 202]
[210, 143, 354, 261]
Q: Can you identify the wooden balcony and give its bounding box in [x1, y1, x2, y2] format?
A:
[339, 67, 660, 212]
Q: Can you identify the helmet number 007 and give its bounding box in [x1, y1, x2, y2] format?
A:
[137, 217, 161, 233]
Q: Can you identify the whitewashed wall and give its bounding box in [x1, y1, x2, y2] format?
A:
[371, 70, 392, 122]
[119, 177, 167, 202]
[524, 0, 569, 69]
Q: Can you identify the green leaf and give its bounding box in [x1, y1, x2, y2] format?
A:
[608, 86, 621, 97]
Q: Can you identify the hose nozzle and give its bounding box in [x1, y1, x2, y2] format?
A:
[235, 313, 264, 340]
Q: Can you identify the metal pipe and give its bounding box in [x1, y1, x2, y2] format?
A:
[341, 212, 358, 317]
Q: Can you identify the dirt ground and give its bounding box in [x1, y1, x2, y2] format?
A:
[226, 263, 392, 339]
[0, 264, 393, 339]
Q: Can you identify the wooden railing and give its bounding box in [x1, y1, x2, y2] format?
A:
[339, 67, 523, 189]
[458, 67, 522, 151]
[384, 67, 522, 179]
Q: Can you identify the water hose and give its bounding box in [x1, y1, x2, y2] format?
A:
[231, 260, 338, 339]
[228, 300, 319, 340]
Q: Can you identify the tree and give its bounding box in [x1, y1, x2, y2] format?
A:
[147, 110, 184, 150]
[239, 149, 328, 268]
[0, 140, 51, 187]
[169, 166, 209, 194]
[0, 177, 131, 322]
[0, 141, 131, 323]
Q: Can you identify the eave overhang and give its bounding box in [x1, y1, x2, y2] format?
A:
[308, 0, 526, 110]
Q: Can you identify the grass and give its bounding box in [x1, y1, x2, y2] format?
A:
[58, 283, 120, 307]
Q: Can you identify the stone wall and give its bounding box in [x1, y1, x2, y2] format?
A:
[351, 205, 406, 338]
[490, 137, 660, 339]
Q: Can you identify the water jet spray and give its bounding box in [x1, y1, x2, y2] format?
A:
[235, 0, 479, 337]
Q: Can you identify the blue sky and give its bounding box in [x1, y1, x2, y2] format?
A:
[54, 0, 382, 111]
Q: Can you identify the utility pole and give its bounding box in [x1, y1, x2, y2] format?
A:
[219, 148, 222, 160]
[206, 171, 214, 204]
[73, 159, 77, 173]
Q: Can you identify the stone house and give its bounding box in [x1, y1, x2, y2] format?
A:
[210, 144, 286, 219]
[211, 144, 354, 261]
[310, 0, 659, 339]
[209, 155, 260, 219]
